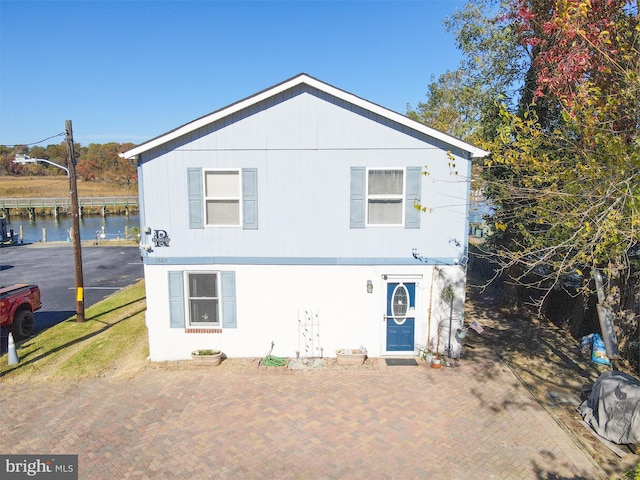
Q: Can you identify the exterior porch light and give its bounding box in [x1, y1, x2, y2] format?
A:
[367, 280, 373, 294]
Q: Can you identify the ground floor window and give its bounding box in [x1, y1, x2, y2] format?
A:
[187, 272, 219, 326]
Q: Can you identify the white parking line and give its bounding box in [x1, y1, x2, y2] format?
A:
[67, 287, 123, 290]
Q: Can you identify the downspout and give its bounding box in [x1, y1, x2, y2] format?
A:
[426, 267, 437, 351]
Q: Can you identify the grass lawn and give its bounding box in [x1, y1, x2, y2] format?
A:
[1, 176, 137, 198]
[1, 280, 147, 381]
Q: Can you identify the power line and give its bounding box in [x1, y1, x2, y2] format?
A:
[3, 132, 66, 147]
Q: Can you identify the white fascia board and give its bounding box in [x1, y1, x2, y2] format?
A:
[305, 76, 489, 158]
[122, 73, 488, 160]
[122, 76, 303, 159]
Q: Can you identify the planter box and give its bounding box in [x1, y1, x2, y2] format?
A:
[336, 349, 366, 366]
[191, 350, 222, 366]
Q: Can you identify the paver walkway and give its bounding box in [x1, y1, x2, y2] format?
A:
[1, 348, 604, 479]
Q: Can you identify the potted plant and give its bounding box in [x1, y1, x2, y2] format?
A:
[336, 347, 367, 365]
[456, 326, 469, 339]
[422, 349, 434, 365]
[191, 349, 223, 366]
[431, 322, 444, 369]
[421, 339, 436, 365]
[430, 354, 442, 368]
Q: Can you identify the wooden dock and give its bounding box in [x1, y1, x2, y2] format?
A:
[1, 197, 139, 218]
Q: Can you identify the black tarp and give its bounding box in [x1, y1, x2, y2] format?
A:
[577, 370, 640, 445]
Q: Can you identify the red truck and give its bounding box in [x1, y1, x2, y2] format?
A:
[0, 284, 41, 340]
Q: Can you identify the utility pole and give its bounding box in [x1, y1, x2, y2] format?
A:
[65, 120, 85, 322]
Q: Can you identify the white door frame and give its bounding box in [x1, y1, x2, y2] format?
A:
[380, 274, 422, 356]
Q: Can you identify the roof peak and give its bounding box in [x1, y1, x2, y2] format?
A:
[123, 74, 488, 159]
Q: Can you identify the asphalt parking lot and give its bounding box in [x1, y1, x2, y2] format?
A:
[0, 243, 143, 334]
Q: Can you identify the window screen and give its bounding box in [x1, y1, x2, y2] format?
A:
[367, 169, 404, 225]
[204, 170, 240, 225]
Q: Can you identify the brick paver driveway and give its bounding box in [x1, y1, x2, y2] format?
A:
[1, 347, 603, 479]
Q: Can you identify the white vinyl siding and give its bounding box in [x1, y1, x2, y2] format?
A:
[205, 170, 241, 226]
[367, 169, 404, 226]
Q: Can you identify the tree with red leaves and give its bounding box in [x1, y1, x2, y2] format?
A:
[478, 0, 639, 370]
[509, 0, 638, 132]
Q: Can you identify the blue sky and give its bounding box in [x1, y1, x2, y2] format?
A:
[0, 0, 467, 147]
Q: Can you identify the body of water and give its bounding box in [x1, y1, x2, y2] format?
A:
[5, 215, 140, 243]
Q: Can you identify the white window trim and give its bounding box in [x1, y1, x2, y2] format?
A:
[365, 167, 406, 227]
[184, 270, 221, 327]
[203, 168, 242, 227]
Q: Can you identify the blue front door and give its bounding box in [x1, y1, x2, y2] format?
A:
[386, 282, 415, 351]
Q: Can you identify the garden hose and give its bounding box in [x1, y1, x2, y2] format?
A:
[262, 341, 287, 366]
[261, 355, 287, 367]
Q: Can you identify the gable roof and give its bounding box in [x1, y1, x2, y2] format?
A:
[122, 73, 488, 160]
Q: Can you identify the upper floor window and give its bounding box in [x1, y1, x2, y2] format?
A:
[205, 170, 240, 226]
[367, 169, 404, 225]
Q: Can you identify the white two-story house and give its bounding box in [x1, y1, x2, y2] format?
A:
[123, 73, 487, 361]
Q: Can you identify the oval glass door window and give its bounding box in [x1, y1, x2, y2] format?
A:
[392, 284, 409, 324]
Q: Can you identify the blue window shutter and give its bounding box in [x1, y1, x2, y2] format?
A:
[350, 166, 366, 228]
[242, 168, 258, 230]
[187, 168, 204, 229]
[221, 271, 237, 328]
[405, 167, 422, 229]
[168, 271, 185, 328]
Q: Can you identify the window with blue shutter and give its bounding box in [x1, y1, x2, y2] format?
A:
[190, 168, 259, 228]
[242, 168, 258, 230]
[169, 270, 237, 329]
[351, 167, 421, 228]
[350, 166, 366, 228]
[168, 271, 185, 328]
[405, 167, 422, 229]
[221, 271, 237, 328]
[187, 168, 204, 229]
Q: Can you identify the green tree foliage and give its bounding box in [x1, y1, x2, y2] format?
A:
[415, 0, 639, 368]
[18, 145, 68, 176]
[482, 0, 639, 287]
[408, 0, 527, 144]
[479, 0, 639, 367]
